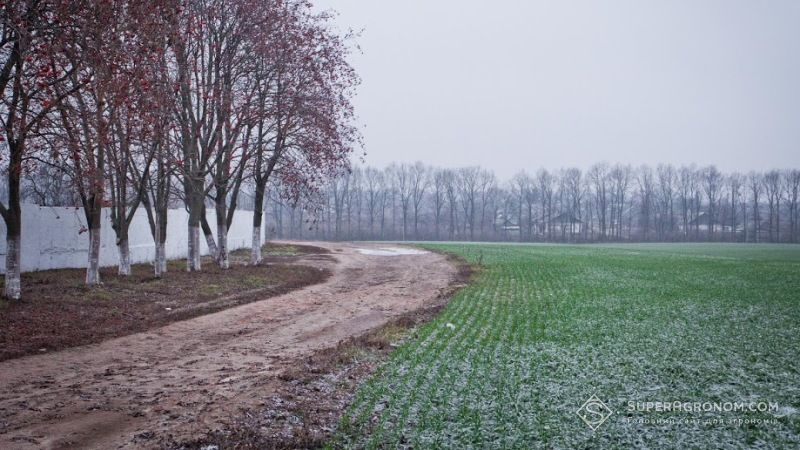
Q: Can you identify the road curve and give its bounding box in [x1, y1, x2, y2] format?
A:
[0, 241, 456, 449]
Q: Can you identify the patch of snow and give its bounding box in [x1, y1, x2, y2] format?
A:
[356, 247, 428, 256]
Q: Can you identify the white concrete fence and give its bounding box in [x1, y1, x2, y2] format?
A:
[0, 204, 254, 273]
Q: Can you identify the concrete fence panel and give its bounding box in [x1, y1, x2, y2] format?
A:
[0, 204, 254, 273]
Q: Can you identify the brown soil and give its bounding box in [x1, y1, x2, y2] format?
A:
[0, 241, 458, 449]
[177, 251, 474, 450]
[0, 243, 331, 362]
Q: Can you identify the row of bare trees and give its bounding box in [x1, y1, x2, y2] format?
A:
[265, 163, 800, 245]
[1, 0, 359, 299]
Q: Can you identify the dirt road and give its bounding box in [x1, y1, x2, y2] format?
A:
[0, 242, 456, 449]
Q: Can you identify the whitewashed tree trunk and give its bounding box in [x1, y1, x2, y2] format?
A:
[154, 241, 166, 277]
[204, 230, 218, 261]
[250, 225, 261, 265]
[4, 235, 21, 300]
[187, 225, 201, 271]
[153, 225, 167, 277]
[86, 228, 102, 285]
[217, 223, 229, 269]
[117, 237, 131, 275]
[251, 183, 267, 265]
[158, 242, 167, 274]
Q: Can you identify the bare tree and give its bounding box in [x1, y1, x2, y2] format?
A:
[763, 170, 783, 242]
[678, 165, 696, 241]
[748, 172, 763, 242]
[636, 166, 655, 241]
[727, 173, 744, 242]
[656, 164, 676, 241]
[363, 167, 382, 238]
[610, 164, 631, 240]
[537, 169, 554, 240]
[444, 169, 459, 240]
[786, 170, 800, 243]
[22, 165, 76, 206]
[432, 168, 448, 240]
[563, 168, 583, 241]
[589, 163, 609, 241]
[410, 162, 429, 239]
[457, 167, 479, 240]
[701, 165, 722, 240]
[0, 0, 87, 298]
[511, 171, 532, 241]
[477, 169, 496, 240]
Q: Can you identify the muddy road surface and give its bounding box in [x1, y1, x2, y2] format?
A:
[0, 241, 456, 449]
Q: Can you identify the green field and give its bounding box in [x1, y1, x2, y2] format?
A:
[333, 244, 800, 449]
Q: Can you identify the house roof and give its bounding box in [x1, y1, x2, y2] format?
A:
[688, 212, 719, 226]
[549, 212, 584, 224]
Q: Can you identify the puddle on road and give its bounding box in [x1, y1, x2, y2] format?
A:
[356, 247, 428, 256]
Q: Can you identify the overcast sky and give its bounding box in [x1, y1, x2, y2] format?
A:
[314, 0, 800, 178]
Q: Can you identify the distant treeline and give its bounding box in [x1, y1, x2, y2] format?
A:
[265, 163, 800, 244]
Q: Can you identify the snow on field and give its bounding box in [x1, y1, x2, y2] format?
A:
[356, 247, 428, 256]
[336, 243, 800, 449]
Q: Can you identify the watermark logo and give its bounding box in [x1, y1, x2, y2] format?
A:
[576, 394, 614, 430]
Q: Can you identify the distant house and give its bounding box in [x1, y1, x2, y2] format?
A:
[532, 212, 584, 236]
[688, 212, 715, 231]
[687, 212, 743, 234]
[495, 212, 520, 239]
[549, 212, 584, 234]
